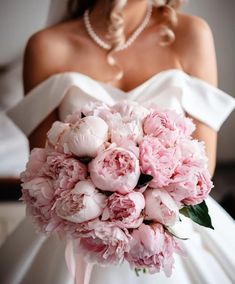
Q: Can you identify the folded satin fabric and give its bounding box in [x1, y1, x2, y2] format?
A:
[6, 69, 235, 136]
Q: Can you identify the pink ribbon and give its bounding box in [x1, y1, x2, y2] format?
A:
[65, 240, 93, 284]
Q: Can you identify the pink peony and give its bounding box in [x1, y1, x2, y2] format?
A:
[65, 111, 81, 124]
[100, 111, 143, 146]
[144, 110, 174, 134]
[102, 192, 145, 228]
[113, 138, 139, 158]
[55, 180, 107, 223]
[21, 177, 59, 232]
[126, 223, 183, 276]
[144, 189, 179, 226]
[63, 219, 96, 239]
[20, 148, 47, 182]
[179, 139, 208, 165]
[22, 177, 54, 206]
[78, 220, 131, 265]
[139, 136, 179, 188]
[143, 109, 195, 145]
[105, 102, 148, 145]
[80, 101, 112, 118]
[89, 147, 140, 194]
[67, 116, 109, 157]
[46, 121, 71, 153]
[112, 100, 150, 122]
[111, 119, 143, 145]
[26, 204, 60, 233]
[65, 102, 112, 124]
[42, 151, 87, 193]
[166, 161, 213, 206]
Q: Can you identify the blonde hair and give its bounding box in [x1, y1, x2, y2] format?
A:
[106, 0, 185, 81]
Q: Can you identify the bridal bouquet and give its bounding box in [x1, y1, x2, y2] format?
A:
[21, 100, 214, 277]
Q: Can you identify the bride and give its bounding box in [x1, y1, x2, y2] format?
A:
[1, 0, 235, 283]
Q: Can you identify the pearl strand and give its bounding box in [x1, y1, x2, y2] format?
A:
[83, 4, 153, 52]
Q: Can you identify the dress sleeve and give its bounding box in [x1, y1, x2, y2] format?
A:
[6, 73, 73, 136]
[6, 72, 114, 136]
[180, 73, 235, 131]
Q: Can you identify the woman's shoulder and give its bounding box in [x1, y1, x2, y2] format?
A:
[26, 18, 87, 49]
[175, 12, 213, 42]
[173, 12, 217, 85]
[174, 12, 215, 60]
[23, 19, 87, 93]
[25, 18, 88, 66]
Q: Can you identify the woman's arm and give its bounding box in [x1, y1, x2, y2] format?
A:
[176, 14, 218, 176]
[23, 30, 65, 149]
[188, 116, 217, 177]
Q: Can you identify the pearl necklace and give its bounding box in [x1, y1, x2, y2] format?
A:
[83, 4, 153, 51]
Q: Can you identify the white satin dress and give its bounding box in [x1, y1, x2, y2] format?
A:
[1, 69, 235, 284]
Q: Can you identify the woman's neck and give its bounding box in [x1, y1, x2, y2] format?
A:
[89, 0, 150, 38]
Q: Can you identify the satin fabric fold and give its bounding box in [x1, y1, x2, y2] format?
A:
[65, 240, 93, 284]
[6, 69, 235, 137]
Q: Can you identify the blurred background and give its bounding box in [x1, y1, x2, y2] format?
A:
[0, 0, 234, 246]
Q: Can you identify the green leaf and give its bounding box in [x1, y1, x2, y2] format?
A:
[134, 268, 148, 277]
[179, 207, 190, 218]
[179, 201, 214, 230]
[134, 268, 141, 277]
[143, 268, 148, 274]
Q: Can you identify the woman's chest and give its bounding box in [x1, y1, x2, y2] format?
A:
[61, 36, 182, 93]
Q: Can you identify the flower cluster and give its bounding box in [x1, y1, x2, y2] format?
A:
[21, 100, 213, 276]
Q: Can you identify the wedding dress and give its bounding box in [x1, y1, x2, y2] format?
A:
[1, 69, 235, 284]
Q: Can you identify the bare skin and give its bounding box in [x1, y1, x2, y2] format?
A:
[23, 0, 218, 175]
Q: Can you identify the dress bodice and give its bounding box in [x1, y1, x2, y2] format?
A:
[7, 69, 235, 136]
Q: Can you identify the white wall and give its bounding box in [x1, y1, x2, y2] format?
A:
[0, 0, 50, 66]
[0, 0, 51, 177]
[182, 1, 235, 161]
